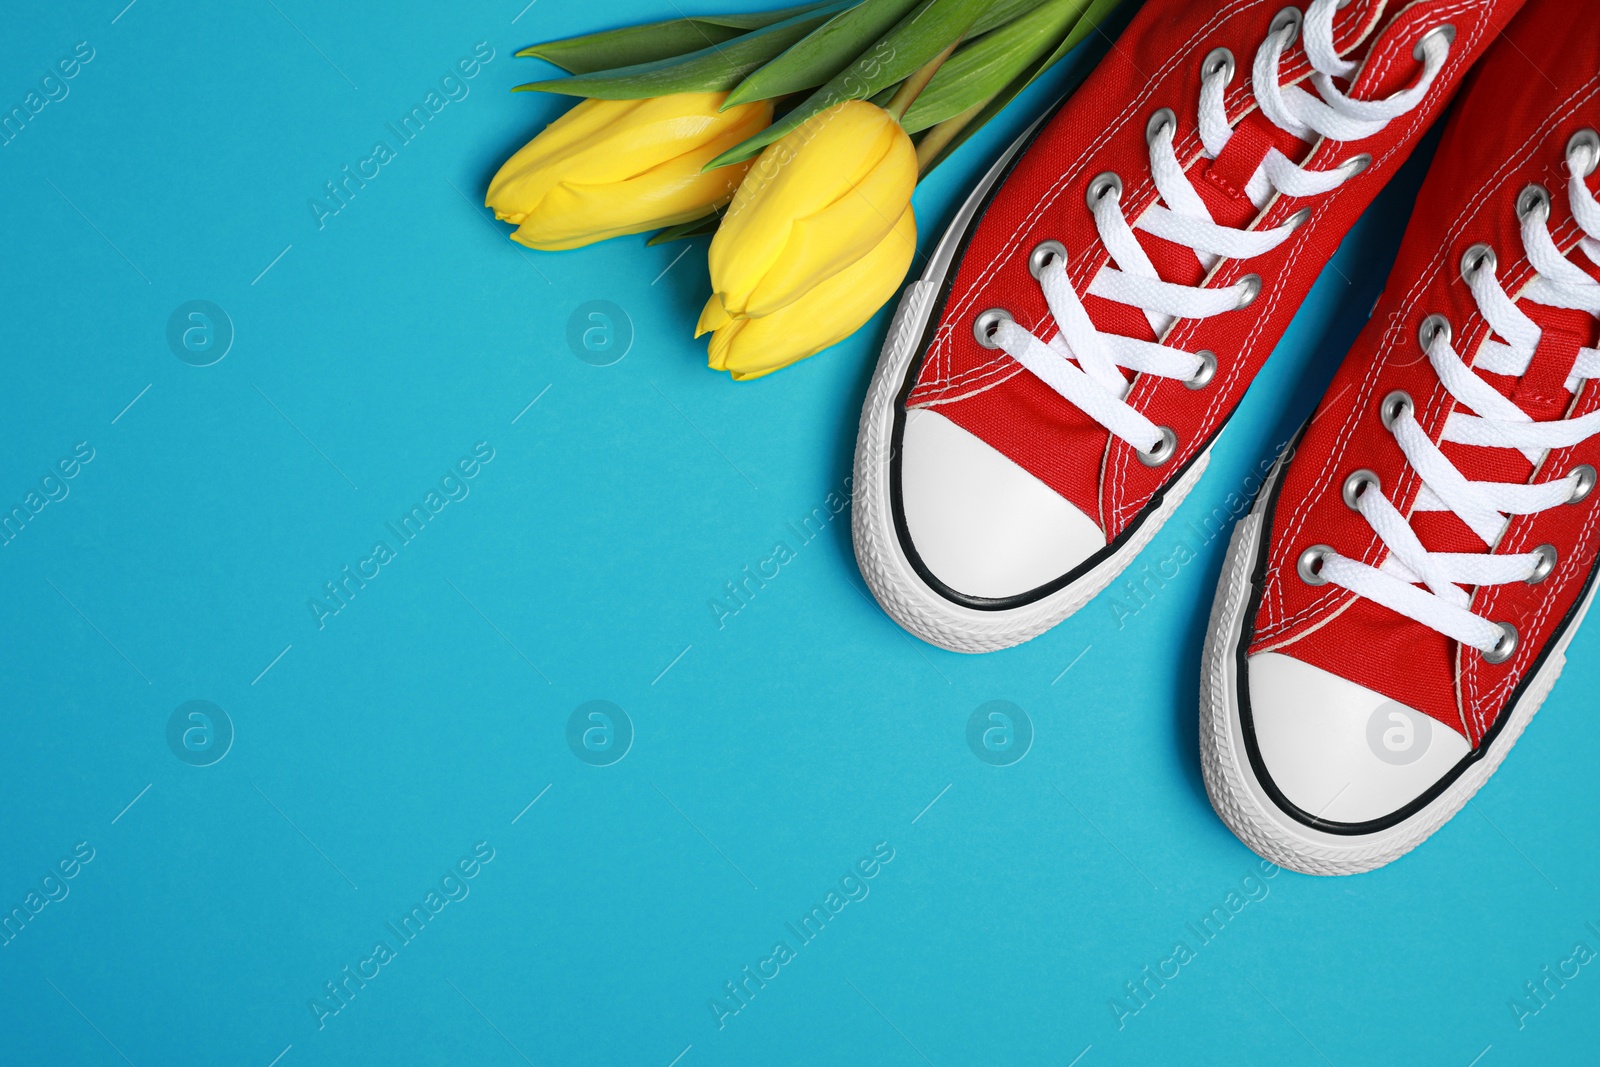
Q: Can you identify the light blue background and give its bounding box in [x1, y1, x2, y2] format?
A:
[2, 1, 1596, 1064]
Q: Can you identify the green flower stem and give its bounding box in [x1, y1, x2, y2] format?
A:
[914, 95, 987, 172]
[885, 39, 960, 121]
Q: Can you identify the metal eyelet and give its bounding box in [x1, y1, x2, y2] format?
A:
[1297, 544, 1334, 585]
[1028, 240, 1068, 279]
[1567, 463, 1597, 504]
[1137, 426, 1179, 467]
[1284, 207, 1312, 230]
[1568, 128, 1600, 178]
[1481, 622, 1518, 665]
[1185, 349, 1218, 390]
[1146, 107, 1177, 146]
[1338, 153, 1373, 178]
[1342, 469, 1380, 510]
[1202, 47, 1236, 85]
[1526, 544, 1558, 585]
[1460, 242, 1497, 281]
[1270, 6, 1303, 45]
[1516, 183, 1552, 223]
[1233, 274, 1263, 310]
[1380, 390, 1413, 430]
[1087, 172, 1123, 209]
[973, 308, 1013, 349]
[1418, 313, 1451, 351]
[1412, 23, 1456, 61]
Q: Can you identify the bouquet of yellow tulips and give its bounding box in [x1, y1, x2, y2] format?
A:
[485, 0, 1126, 380]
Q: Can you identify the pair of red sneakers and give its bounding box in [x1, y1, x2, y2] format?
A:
[853, 0, 1600, 874]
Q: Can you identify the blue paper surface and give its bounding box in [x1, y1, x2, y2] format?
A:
[1, 2, 1596, 1064]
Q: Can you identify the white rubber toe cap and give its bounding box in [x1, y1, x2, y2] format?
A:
[899, 408, 1105, 599]
[1247, 652, 1470, 825]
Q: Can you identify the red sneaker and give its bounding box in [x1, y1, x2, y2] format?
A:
[853, 0, 1526, 652]
[1203, 0, 1599, 874]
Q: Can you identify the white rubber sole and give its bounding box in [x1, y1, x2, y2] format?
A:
[851, 119, 1212, 654]
[1199, 449, 1595, 875]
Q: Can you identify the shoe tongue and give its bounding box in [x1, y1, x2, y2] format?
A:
[1080, 111, 1311, 347]
[1507, 304, 1597, 420]
[1075, 4, 1427, 377]
[1196, 110, 1310, 219]
[1076, 3, 1399, 350]
[1414, 274, 1600, 556]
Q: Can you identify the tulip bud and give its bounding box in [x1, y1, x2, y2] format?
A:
[703, 100, 917, 323]
[486, 92, 772, 250]
[703, 204, 916, 380]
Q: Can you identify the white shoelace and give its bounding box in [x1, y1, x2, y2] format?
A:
[987, 0, 1451, 460]
[1317, 138, 1600, 659]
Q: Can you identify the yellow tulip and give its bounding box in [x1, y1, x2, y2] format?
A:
[701, 100, 917, 324]
[485, 92, 772, 251]
[704, 205, 916, 381]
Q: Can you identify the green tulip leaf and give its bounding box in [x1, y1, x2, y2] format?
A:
[519, 24, 743, 74]
[647, 216, 723, 245]
[518, 2, 842, 74]
[706, 0, 994, 170]
[692, 1, 851, 29]
[514, 1, 854, 98]
[919, 0, 1123, 172]
[901, 0, 1089, 133]
[1018, 0, 1122, 75]
[967, 0, 1052, 36]
[721, 0, 924, 109]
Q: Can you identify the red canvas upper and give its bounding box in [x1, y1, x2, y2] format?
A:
[904, 0, 1527, 539]
[1250, 0, 1600, 744]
